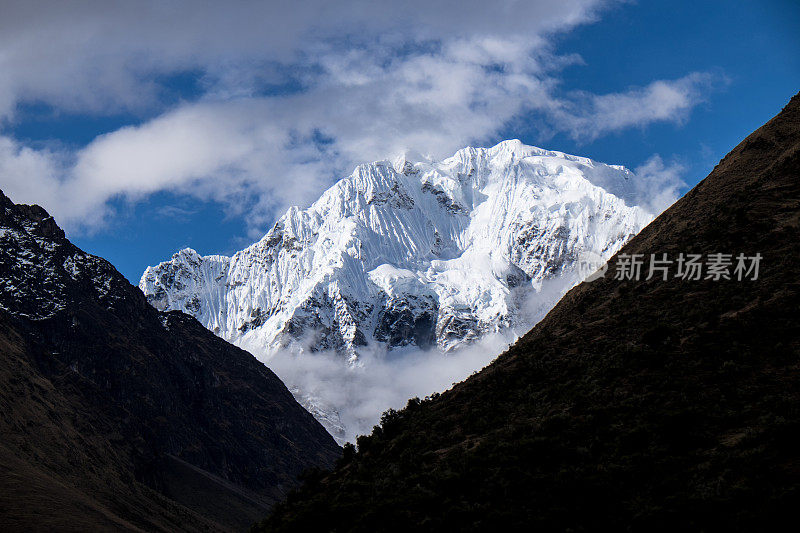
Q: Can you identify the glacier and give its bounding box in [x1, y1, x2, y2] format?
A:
[140, 140, 654, 441]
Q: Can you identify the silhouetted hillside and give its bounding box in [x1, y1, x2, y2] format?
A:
[0, 192, 341, 532]
[258, 93, 800, 532]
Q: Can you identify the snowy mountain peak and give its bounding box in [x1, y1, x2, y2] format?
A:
[141, 140, 652, 360]
[392, 148, 431, 173]
[140, 140, 654, 440]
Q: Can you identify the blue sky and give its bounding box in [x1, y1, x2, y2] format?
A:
[0, 0, 797, 283]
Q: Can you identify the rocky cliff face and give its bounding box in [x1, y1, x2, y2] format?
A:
[141, 140, 652, 359]
[0, 190, 341, 532]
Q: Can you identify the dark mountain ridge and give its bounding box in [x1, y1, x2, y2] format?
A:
[0, 191, 341, 531]
[258, 94, 800, 531]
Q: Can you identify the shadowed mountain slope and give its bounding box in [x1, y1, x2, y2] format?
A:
[0, 192, 341, 532]
[258, 93, 800, 532]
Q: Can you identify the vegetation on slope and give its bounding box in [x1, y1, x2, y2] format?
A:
[257, 93, 800, 532]
[0, 192, 341, 532]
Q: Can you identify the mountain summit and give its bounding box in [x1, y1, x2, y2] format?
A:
[141, 141, 652, 360]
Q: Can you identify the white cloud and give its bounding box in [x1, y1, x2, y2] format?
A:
[0, 136, 76, 217]
[632, 154, 686, 215]
[551, 72, 720, 141]
[0, 0, 712, 233]
[263, 332, 515, 444]
[0, 0, 607, 118]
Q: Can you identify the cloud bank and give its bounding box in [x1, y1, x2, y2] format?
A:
[260, 332, 516, 444]
[0, 0, 715, 233]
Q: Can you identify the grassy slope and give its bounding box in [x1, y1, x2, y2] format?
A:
[258, 92, 800, 532]
[0, 192, 341, 531]
[0, 321, 214, 532]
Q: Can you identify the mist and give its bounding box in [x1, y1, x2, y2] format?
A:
[249, 332, 510, 443]
[244, 275, 587, 444]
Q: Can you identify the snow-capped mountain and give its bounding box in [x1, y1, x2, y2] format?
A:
[141, 140, 653, 441]
[141, 140, 651, 358]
